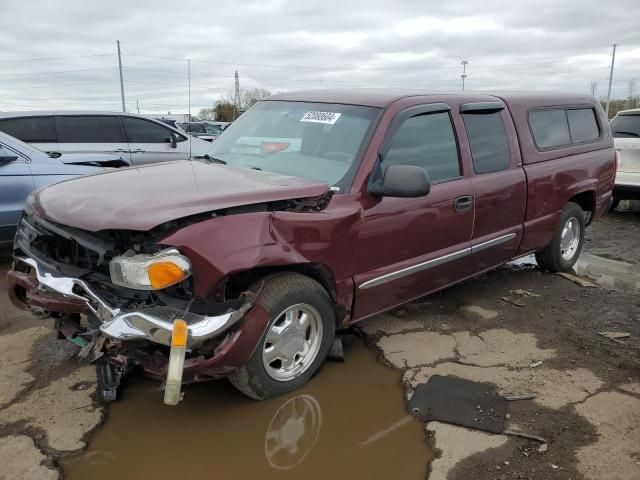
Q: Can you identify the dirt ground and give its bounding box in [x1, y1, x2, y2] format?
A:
[0, 203, 639, 479]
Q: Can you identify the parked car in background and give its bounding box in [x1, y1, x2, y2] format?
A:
[0, 112, 211, 165]
[610, 108, 640, 208]
[155, 117, 180, 129]
[0, 131, 121, 241]
[7, 90, 614, 404]
[178, 121, 229, 142]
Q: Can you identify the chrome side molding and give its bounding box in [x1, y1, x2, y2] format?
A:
[359, 232, 517, 290]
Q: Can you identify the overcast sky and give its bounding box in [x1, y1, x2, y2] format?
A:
[1, 0, 639, 114]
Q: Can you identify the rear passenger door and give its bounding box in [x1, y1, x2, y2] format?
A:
[354, 104, 474, 318]
[0, 116, 59, 154]
[55, 115, 131, 162]
[121, 116, 190, 165]
[460, 102, 527, 272]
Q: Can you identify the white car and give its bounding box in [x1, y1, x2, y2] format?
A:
[611, 108, 640, 208]
[0, 111, 211, 166]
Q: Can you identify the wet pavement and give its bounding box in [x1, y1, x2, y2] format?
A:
[61, 341, 432, 480]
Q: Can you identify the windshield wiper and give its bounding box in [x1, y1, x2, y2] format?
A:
[197, 154, 227, 164]
[614, 131, 640, 137]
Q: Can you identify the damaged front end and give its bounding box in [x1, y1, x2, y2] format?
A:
[7, 209, 259, 404]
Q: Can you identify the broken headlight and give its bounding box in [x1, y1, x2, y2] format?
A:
[109, 248, 192, 290]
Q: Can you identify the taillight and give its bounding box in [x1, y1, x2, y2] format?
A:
[261, 142, 289, 154]
[611, 150, 622, 189]
[612, 149, 621, 189]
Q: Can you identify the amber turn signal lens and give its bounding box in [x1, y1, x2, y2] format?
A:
[171, 319, 188, 348]
[147, 262, 188, 289]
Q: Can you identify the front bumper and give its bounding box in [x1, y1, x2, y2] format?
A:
[8, 256, 250, 348]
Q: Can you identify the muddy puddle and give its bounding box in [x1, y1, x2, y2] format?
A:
[61, 340, 432, 480]
[508, 252, 640, 291]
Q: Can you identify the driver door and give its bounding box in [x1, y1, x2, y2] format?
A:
[121, 116, 190, 165]
[353, 106, 474, 319]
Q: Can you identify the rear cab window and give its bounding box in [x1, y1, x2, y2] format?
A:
[0, 116, 57, 143]
[461, 111, 510, 174]
[56, 116, 124, 143]
[529, 108, 600, 149]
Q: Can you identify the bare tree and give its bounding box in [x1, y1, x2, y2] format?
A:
[197, 107, 217, 121]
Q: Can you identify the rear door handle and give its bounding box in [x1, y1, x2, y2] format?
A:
[454, 195, 473, 213]
[109, 149, 128, 153]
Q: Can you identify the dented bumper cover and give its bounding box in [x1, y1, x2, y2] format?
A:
[9, 256, 250, 348]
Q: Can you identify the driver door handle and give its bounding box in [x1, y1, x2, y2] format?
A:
[454, 195, 473, 213]
[130, 149, 146, 153]
[109, 149, 128, 153]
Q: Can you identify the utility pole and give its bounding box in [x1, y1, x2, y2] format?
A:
[187, 58, 191, 121]
[117, 40, 126, 113]
[187, 58, 192, 158]
[590, 81, 598, 97]
[461, 60, 468, 91]
[605, 44, 617, 118]
[136, 99, 140, 114]
[234, 70, 240, 119]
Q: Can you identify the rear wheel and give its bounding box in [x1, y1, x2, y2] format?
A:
[535, 202, 585, 272]
[229, 273, 335, 400]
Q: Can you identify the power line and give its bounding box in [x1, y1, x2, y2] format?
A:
[0, 67, 115, 77]
[0, 53, 115, 63]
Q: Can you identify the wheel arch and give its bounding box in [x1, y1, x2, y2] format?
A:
[568, 189, 596, 223]
[222, 263, 347, 327]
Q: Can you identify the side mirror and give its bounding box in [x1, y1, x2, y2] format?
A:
[369, 164, 431, 198]
[169, 133, 178, 148]
[0, 155, 19, 166]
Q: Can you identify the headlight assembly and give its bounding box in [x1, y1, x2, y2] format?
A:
[109, 248, 191, 290]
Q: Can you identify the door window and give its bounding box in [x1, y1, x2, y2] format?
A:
[0, 117, 57, 142]
[123, 117, 183, 143]
[56, 116, 124, 143]
[462, 112, 510, 174]
[384, 112, 460, 182]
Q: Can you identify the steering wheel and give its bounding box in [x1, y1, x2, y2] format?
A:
[325, 151, 353, 163]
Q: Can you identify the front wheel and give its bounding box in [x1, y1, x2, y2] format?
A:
[535, 202, 585, 272]
[229, 273, 335, 400]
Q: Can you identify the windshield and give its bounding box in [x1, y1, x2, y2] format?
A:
[611, 114, 640, 137]
[205, 101, 379, 188]
[204, 124, 224, 135]
[183, 123, 207, 133]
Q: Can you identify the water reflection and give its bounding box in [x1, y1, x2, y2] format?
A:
[62, 340, 431, 480]
[265, 394, 322, 470]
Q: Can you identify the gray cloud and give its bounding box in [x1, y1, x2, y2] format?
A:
[1, 0, 639, 113]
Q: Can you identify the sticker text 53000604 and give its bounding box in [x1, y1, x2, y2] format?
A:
[300, 111, 342, 125]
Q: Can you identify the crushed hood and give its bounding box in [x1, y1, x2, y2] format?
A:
[33, 160, 329, 231]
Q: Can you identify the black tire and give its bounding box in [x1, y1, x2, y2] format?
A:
[228, 273, 335, 400]
[610, 196, 621, 212]
[535, 202, 585, 273]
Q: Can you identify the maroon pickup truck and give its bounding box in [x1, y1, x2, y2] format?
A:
[7, 90, 615, 403]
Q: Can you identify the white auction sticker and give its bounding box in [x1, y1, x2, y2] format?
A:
[300, 111, 342, 125]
